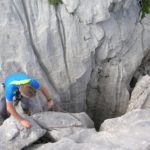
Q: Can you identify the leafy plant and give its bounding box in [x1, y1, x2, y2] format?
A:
[48, 0, 62, 5]
[140, 0, 150, 20]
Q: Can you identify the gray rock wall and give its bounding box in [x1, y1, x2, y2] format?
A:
[0, 0, 150, 125]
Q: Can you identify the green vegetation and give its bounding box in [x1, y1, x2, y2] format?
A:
[140, 0, 150, 20]
[48, 0, 62, 5]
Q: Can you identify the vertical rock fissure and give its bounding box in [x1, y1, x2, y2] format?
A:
[21, 0, 58, 93]
[55, 6, 74, 108]
[86, 31, 105, 124]
[55, 6, 71, 84]
[115, 64, 122, 115]
[140, 23, 145, 54]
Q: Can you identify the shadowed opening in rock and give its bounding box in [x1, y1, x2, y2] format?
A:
[22, 132, 55, 150]
[33, 132, 56, 144]
[129, 50, 150, 94]
[130, 76, 137, 89]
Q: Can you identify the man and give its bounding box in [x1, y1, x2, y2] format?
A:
[0, 72, 54, 128]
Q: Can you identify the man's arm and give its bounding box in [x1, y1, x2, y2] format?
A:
[39, 84, 54, 109]
[6, 101, 30, 128]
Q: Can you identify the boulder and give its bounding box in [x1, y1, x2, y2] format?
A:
[0, 115, 46, 150]
[32, 112, 82, 130]
[32, 111, 94, 141]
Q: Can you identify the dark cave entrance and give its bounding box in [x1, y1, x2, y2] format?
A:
[129, 50, 150, 95]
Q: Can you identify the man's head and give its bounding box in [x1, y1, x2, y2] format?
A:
[19, 84, 36, 98]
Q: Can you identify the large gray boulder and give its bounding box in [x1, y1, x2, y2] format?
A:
[32, 111, 94, 141]
[32, 112, 82, 130]
[99, 109, 150, 150]
[0, 115, 46, 150]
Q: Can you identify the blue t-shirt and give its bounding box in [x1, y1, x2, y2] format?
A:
[4, 72, 40, 102]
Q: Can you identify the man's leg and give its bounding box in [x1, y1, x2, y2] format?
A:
[0, 115, 3, 125]
[0, 84, 10, 123]
[21, 97, 31, 116]
[0, 97, 10, 120]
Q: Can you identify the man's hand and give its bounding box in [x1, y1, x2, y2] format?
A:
[20, 119, 31, 128]
[47, 100, 54, 110]
[39, 85, 54, 110]
[6, 101, 31, 128]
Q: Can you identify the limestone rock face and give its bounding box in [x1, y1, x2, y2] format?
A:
[1, 0, 150, 149]
[0, 115, 46, 150]
[0, 0, 150, 125]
